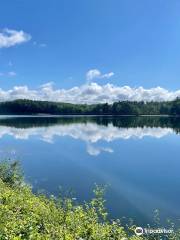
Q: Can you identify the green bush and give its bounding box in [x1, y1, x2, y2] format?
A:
[0, 160, 23, 187]
[0, 180, 135, 240]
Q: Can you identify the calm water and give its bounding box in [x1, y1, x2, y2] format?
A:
[0, 116, 180, 226]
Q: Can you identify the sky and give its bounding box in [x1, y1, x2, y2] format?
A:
[0, 0, 180, 103]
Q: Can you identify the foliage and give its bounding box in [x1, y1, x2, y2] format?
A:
[0, 98, 180, 115]
[0, 179, 131, 240]
[0, 160, 23, 188]
[0, 115, 180, 134]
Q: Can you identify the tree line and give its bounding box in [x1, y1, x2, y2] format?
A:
[0, 115, 180, 134]
[0, 98, 180, 115]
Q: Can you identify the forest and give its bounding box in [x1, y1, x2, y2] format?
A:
[0, 98, 179, 115]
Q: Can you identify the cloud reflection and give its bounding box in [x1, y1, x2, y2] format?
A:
[0, 123, 173, 156]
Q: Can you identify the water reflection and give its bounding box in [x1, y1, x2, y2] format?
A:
[0, 116, 180, 225]
[0, 116, 177, 155]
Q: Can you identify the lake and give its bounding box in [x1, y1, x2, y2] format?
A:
[0, 116, 180, 226]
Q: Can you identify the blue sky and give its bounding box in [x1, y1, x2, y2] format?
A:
[0, 0, 180, 103]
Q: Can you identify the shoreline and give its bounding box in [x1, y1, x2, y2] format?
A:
[0, 114, 179, 118]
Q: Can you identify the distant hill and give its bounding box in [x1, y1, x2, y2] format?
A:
[0, 99, 179, 115]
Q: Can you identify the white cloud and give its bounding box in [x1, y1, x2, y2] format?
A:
[40, 82, 54, 88]
[0, 29, 31, 48]
[101, 72, 114, 79]
[86, 69, 114, 81]
[86, 69, 101, 81]
[0, 82, 180, 103]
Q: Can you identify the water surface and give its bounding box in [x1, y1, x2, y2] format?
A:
[0, 116, 180, 226]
